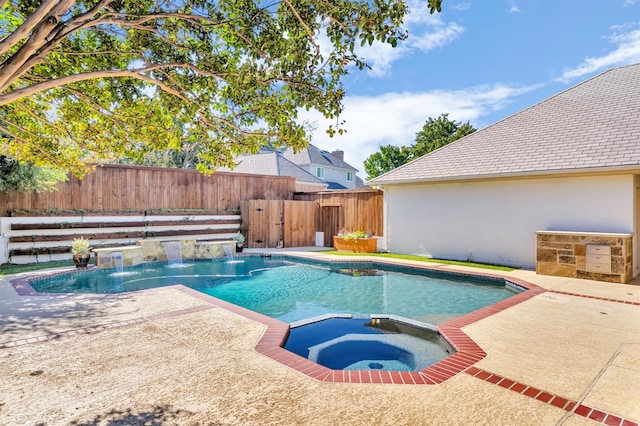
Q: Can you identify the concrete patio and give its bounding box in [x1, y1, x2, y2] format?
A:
[0, 249, 638, 425]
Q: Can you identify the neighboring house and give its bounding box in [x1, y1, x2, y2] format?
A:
[369, 63, 640, 278]
[218, 150, 328, 192]
[354, 175, 369, 189]
[283, 144, 359, 189]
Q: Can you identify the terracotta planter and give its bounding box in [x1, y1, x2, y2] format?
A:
[72, 253, 91, 268]
[333, 236, 377, 253]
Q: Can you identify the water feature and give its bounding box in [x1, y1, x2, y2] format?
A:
[223, 244, 244, 264]
[161, 241, 183, 265]
[112, 251, 124, 273]
[223, 244, 234, 261]
[108, 251, 138, 280]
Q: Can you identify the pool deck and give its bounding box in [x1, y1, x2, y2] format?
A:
[0, 248, 638, 425]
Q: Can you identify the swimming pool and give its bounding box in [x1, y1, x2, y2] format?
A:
[285, 317, 454, 372]
[29, 256, 519, 325]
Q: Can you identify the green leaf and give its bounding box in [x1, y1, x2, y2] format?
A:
[0, 0, 419, 178]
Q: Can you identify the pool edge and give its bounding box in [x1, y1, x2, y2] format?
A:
[174, 260, 546, 386]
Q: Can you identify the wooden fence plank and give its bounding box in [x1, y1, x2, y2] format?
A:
[283, 201, 317, 247]
[1, 165, 296, 216]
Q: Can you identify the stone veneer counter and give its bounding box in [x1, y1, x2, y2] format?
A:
[536, 231, 633, 284]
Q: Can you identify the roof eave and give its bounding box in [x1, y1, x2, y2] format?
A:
[368, 164, 640, 186]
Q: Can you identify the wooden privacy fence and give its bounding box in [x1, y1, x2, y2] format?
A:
[241, 189, 383, 248]
[0, 164, 383, 258]
[0, 164, 296, 216]
[293, 189, 383, 247]
[240, 200, 317, 248]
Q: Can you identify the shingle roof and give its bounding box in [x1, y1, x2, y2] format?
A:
[355, 176, 368, 188]
[370, 63, 640, 184]
[326, 181, 348, 189]
[218, 151, 327, 186]
[283, 144, 358, 171]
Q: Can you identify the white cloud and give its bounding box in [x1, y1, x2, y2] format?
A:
[557, 26, 640, 82]
[410, 23, 465, 52]
[352, 1, 464, 77]
[298, 83, 538, 178]
[356, 42, 410, 78]
[452, 3, 472, 12]
[404, 0, 448, 26]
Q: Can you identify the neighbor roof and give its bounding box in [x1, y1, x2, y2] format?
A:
[218, 151, 327, 186]
[283, 144, 358, 171]
[325, 181, 347, 190]
[370, 63, 640, 185]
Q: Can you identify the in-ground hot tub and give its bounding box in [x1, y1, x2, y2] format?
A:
[285, 315, 454, 372]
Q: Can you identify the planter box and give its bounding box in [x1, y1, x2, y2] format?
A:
[333, 236, 377, 253]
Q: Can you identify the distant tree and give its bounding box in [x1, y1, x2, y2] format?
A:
[0, 155, 67, 193]
[412, 113, 476, 158]
[364, 144, 412, 180]
[0, 0, 444, 178]
[364, 113, 476, 180]
[115, 125, 204, 169]
[115, 145, 201, 169]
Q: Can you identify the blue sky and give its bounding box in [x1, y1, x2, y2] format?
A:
[300, 0, 640, 178]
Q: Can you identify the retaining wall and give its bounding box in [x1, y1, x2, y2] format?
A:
[0, 213, 240, 264]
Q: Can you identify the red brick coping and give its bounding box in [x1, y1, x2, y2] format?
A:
[466, 367, 638, 426]
[548, 289, 640, 306]
[176, 271, 547, 386]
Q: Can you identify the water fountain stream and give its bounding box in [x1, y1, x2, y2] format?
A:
[223, 243, 244, 264]
[161, 241, 183, 265]
[112, 251, 124, 273]
[223, 244, 234, 261]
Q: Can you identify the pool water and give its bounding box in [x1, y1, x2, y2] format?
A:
[31, 257, 288, 294]
[285, 318, 452, 372]
[30, 256, 517, 325]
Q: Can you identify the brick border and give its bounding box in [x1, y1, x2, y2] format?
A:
[548, 289, 640, 306]
[466, 367, 638, 426]
[176, 268, 546, 385]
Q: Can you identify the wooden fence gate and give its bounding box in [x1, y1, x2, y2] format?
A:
[241, 200, 282, 248]
[241, 200, 318, 248]
[320, 205, 341, 247]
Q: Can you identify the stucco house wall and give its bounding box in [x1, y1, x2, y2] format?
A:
[383, 174, 636, 269]
[371, 64, 640, 279]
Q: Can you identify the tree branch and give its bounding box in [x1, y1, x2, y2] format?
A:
[0, 62, 226, 106]
[282, 0, 318, 46]
[0, 112, 67, 166]
[0, 0, 76, 90]
[134, 71, 262, 142]
[0, 0, 59, 56]
[10, 98, 74, 139]
[0, 8, 229, 92]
